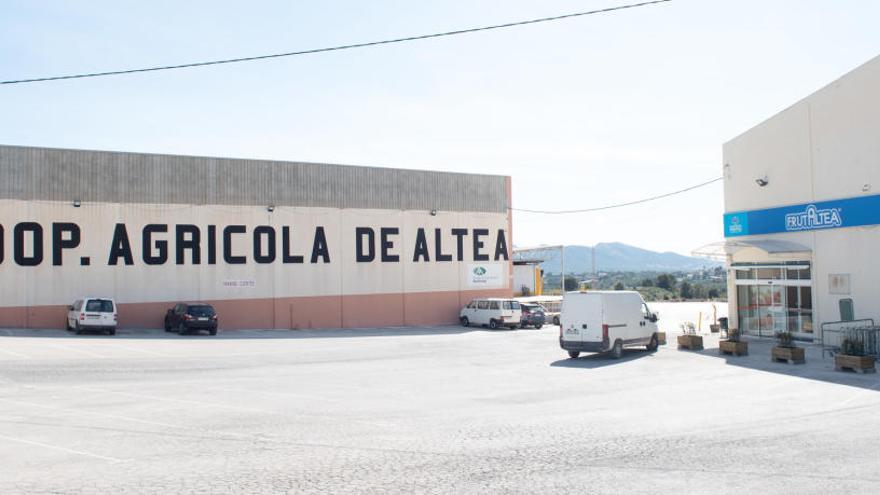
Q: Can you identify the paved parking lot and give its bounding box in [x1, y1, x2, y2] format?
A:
[1, 320, 879, 494]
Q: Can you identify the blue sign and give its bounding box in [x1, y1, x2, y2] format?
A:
[724, 194, 880, 237]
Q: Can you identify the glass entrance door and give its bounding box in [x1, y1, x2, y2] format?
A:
[734, 262, 813, 339]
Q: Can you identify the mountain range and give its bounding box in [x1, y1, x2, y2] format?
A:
[517, 243, 722, 274]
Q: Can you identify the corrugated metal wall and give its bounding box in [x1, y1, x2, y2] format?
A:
[0, 145, 509, 212]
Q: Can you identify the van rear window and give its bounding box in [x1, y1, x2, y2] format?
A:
[503, 301, 520, 310]
[85, 300, 114, 312]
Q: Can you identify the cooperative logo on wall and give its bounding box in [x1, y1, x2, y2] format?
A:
[468, 263, 503, 288]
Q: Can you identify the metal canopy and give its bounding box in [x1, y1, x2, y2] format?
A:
[691, 239, 812, 260]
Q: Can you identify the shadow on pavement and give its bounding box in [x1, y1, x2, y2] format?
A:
[0, 325, 540, 341]
[549, 348, 656, 369]
[686, 333, 880, 392]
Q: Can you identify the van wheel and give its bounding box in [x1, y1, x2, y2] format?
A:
[568, 350, 580, 359]
[164, 319, 172, 332]
[108, 329, 116, 336]
[553, 316, 560, 326]
[74, 322, 83, 335]
[178, 323, 187, 335]
[647, 334, 659, 352]
[65, 319, 72, 331]
[460, 316, 469, 327]
[611, 340, 624, 359]
[535, 324, 543, 330]
[488, 319, 499, 330]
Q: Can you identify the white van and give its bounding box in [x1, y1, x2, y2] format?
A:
[66, 297, 118, 335]
[460, 298, 522, 329]
[559, 291, 659, 359]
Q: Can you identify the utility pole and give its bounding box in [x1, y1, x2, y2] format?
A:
[560, 246, 565, 293]
[591, 246, 596, 278]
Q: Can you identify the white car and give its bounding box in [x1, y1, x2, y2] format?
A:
[559, 291, 659, 359]
[66, 298, 118, 335]
[459, 298, 522, 329]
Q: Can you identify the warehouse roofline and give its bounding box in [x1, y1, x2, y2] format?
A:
[0, 144, 510, 213]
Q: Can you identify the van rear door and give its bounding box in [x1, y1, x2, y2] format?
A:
[561, 293, 603, 343]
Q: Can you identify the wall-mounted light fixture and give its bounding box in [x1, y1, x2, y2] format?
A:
[755, 176, 769, 187]
[863, 183, 872, 192]
[430, 209, 438, 216]
[267, 205, 276, 212]
[73, 200, 81, 207]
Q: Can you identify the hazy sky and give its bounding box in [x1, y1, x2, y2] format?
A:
[3, 0, 879, 256]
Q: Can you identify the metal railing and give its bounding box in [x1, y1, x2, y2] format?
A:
[820, 319, 879, 358]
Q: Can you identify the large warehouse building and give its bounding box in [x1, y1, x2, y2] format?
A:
[706, 55, 880, 341]
[0, 145, 513, 330]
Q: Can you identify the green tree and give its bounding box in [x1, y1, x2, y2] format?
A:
[708, 288, 720, 299]
[640, 278, 654, 287]
[614, 281, 625, 290]
[656, 273, 675, 290]
[679, 281, 693, 299]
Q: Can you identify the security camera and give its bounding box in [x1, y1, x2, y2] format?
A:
[755, 176, 769, 187]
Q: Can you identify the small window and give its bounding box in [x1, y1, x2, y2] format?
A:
[839, 298, 854, 321]
[489, 301, 500, 310]
[188, 305, 215, 317]
[86, 299, 114, 312]
[735, 269, 755, 280]
[74, 300, 83, 311]
[503, 301, 520, 310]
[477, 301, 489, 310]
[641, 303, 651, 318]
[756, 268, 782, 280]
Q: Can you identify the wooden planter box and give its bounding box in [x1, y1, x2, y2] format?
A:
[710, 324, 720, 333]
[834, 354, 876, 374]
[772, 346, 805, 364]
[657, 332, 667, 345]
[677, 334, 703, 350]
[719, 340, 748, 356]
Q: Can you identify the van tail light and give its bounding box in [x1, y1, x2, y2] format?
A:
[602, 324, 609, 342]
[79, 313, 85, 321]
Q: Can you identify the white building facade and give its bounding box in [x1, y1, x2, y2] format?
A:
[720, 55, 880, 341]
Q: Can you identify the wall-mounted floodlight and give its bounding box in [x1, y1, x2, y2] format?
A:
[755, 176, 769, 187]
[863, 183, 872, 192]
[73, 200, 81, 207]
[267, 205, 275, 212]
[430, 209, 438, 216]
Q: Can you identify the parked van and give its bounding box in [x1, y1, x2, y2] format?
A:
[66, 297, 118, 335]
[559, 291, 659, 359]
[460, 298, 522, 329]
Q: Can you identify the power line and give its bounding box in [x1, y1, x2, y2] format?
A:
[511, 176, 722, 214]
[2, 0, 672, 85]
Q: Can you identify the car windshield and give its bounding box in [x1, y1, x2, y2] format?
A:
[188, 305, 215, 317]
[85, 300, 113, 312]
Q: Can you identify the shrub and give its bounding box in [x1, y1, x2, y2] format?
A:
[841, 337, 866, 356]
[727, 328, 741, 343]
[775, 331, 795, 348]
